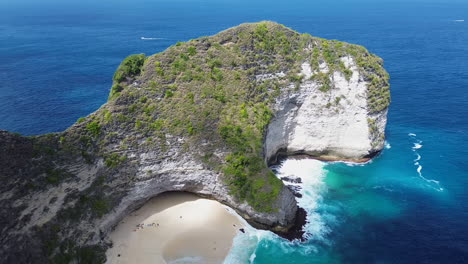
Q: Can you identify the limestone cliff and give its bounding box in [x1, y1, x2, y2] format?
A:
[266, 56, 389, 163]
[0, 21, 389, 263]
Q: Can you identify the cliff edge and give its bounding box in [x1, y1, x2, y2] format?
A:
[0, 21, 389, 263]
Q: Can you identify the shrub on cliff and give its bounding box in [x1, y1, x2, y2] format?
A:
[113, 53, 146, 83]
[86, 121, 101, 137]
[108, 84, 123, 99]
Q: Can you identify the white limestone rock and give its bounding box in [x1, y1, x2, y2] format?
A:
[265, 58, 387, 162]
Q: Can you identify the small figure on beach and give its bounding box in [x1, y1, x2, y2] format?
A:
[239, 228, 245, 233]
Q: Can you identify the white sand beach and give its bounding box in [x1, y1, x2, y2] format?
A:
[105, 192, 244, 264]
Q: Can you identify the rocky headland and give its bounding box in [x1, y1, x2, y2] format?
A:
[0, 21, 390, 263]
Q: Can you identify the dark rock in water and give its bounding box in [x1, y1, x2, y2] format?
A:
[239, 228, 245, 233]
[289, 189, 303, 198]
[286, 185, 303, 198]
[281, 176, 302, 184]
[276, 207, 307, 241]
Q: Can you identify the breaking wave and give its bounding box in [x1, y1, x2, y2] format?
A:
[274, 159, 330, 240]
[224, 159, 332, 263]
[223, 205, 272, 264]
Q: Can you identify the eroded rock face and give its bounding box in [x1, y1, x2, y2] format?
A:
[0, 130, 297, 263]
[266, 58, 388, 163]
[0, 21, 389, 263]
[98, 149, 297, 236]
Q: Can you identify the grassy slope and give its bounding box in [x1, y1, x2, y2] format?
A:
[97, 21, 389, 211]
[27, 21, 390, 219]
[19, 21, 390, 263]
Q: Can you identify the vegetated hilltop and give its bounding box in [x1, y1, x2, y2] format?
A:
[0, 21, 389, 263]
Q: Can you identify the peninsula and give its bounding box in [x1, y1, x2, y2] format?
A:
[0, 21, 390, 263]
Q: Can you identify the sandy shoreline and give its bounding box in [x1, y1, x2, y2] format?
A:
[105, 192, 244, 264]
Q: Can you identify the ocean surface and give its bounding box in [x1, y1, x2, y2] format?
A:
[1, 0, 467, 263]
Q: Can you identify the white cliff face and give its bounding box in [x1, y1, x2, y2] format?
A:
[265, 57, 387, 162]
[98, 148, 297, 238]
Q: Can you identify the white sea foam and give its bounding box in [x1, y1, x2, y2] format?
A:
[275, 159, 330, 241]
[412, 142, 423, 150]
[333, 159, 372, 167]
[140, 37, 165, 40]
[168, 256, 204, 263]
[416, 162, 421, 174]
[414, 153, 421, 162]
[223, 206, 272, 264]
[409, 135, 443, 192]
[249, 253, 256, 263]
[385, 141, 392, 149]
[225, 159, 331, 263]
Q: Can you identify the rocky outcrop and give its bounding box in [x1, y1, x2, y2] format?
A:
[0, 129, 297, 264]
[266, 57, 388, 163]
[97, 149, 297, 235]
[0, 21, 389, 263]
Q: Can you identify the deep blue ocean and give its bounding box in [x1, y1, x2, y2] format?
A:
[1, 0, 467, 263]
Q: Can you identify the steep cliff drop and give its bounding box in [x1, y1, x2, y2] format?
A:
[0, 21, 389, 263]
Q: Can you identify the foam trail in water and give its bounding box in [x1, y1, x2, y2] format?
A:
[249, 252, 256, 263]
[413, 143, 422, 150]
[414, 153, 421, 162]
[140, 37, 166, 40]
[454, 20, 464, 22]
[409, 134, 443, 191]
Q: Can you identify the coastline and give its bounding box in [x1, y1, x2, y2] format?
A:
[105, 192, 244, 264]
[270, 152, 379, 166]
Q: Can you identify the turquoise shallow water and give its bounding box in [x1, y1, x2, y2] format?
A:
[226, 125, 466, 263]
[1, 0, 467, 263]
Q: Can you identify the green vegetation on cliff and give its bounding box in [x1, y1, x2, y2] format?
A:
[112, 53, 145, 83]
[105, 22, 306, 212]
[1, 21, 390, 263]
[70, 21, 389, 213]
